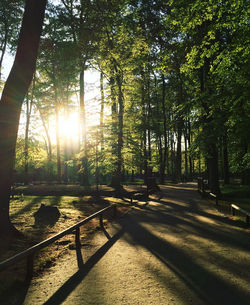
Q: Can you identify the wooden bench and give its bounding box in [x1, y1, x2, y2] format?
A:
[231, 204, 250, 224]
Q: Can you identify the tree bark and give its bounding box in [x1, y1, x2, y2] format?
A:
[176, 118, 183, 181]
[146, 73, 152, 176]
[55, 98, 62, 184]
[79, 67, 90, 186]
[100, 72, 105, 151]
[24, 97, 33, 185]
[184, 122, 188, 178]
[223, 132, 230, 184]
[63, 104, 69, 183]
[24, 76, 35, 185]
[37, 105, 52, 180]
[161, 74, 168, 183]
[141, 72, 148, 185]
[116, 73, 124, 189]
[109, 76, 118, 187]
[0, 27, 8, 81]
[0, 0, 47, 235]
[109, 71, 124, 191]
[207, 143, 220, 194]
[187, 119, 193, 178]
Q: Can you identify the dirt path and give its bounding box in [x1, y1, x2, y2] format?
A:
[19, 183, 250, 304]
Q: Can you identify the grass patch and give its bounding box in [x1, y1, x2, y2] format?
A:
[0, 191, 130, 296]
[221, 184, 250, 198]
[220, 184, 250, 212]
[0, 182, 135, 303]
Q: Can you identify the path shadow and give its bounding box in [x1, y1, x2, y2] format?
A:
[11, 196, 44, 217]
[0, 274, 32, 305]
[119, 205, 250, 305]
[42, 229, 124, 305]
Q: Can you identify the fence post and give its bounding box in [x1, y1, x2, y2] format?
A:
[99, 213, 111, 239]
[232, 206, 235, 216]
[75, 227, 81, 249]
[99, 214, 104, 230]
[26, 253, 34, 282]
[198, 178, 201, 192]
[201, 179, 205, 195]
[113, 205, 117, 218]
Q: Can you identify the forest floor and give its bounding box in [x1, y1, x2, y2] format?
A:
[0, 185, 135, 299]
[1, 182, 250, 305]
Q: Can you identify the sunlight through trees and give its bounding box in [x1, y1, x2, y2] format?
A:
[0, 0, 249, 234]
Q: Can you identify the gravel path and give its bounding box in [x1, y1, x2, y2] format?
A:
[22, 183, 250, 305]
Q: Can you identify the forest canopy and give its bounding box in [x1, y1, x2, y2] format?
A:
[1, 0, 249, 195]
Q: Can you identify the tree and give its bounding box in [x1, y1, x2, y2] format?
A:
[0, 0, 23, 80]
[24, 76, 35, 185]
[0, 0, 47, 235]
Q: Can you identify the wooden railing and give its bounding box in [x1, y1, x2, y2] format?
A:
[198, 178, 249, 225]
[231, 204, 250, 224]
[197, 177, 208, 196]
[209, 192, 218, 206]
[0, 204, 117, 280]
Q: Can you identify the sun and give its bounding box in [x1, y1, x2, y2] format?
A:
[59, 111, 80, 140]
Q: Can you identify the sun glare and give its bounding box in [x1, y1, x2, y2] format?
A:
[60, 112, 79, 139]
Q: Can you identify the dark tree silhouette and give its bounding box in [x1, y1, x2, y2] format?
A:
[0, 0, 47, 235]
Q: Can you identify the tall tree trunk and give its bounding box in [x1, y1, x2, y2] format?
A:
[109, 71, 124, 190]
[199, 62, 220, 193]
[24, 97, 32, 185]
[116, 73, 124, 189]
[24, 76, 35, 185]
[166, 130, 170, 177]
[38, 105, 52, 180]
[141, 71, 148, 185]
[79, 67, 89, 186]
[171, 131, 176, 182]
[176, 118, 183, 182]
[109, 76, 118, 187]
[0, 28, 8, 81]
[55, 98, 61, 184]
[0, 0, 47, 235]
[146, 73, 152, 176]
[95, 133, 99, 191]
[187, 119, 193, 178]
[207, 143, 220, 194]
[158, 135, 164, 183]
[184, 122, 188, 178]
[100, 72, 105, 151]
[156, 78, 164, 183]
[63, 105, 69, 183]
[223, 132, 230, 184]
[161, 74, 168, 183]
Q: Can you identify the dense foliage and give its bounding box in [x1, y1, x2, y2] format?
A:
[1, 0, 249, 193]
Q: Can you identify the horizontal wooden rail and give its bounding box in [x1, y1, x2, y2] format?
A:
[209, 192, 218, 206]
[0, 204, 117, 279]
[231, 204, 250, 224]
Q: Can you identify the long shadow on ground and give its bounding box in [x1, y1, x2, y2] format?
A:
[119, 188, 250, 305]
[14, 184, 250, 305]
[42, 229, 124, 305]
